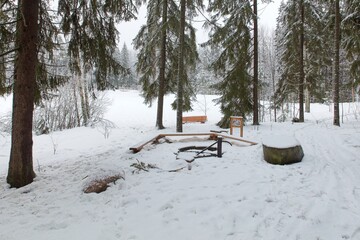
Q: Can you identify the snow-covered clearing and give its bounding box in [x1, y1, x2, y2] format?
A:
[1, 90, 360, 240]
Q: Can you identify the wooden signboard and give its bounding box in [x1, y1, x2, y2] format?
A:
[230, 116, 243, 137]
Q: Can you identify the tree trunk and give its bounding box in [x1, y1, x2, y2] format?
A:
[83, 76, 90, 123]
[272, 65, 277, 122]
[299, 0, 305, 122]
[73, 80, 81, 127]
[253, 0, 259, 125]
[7, 0, 39, 188]
[333, 0, 340, 126]
[78, 72, 88, 126]
[305, 86, 310, 113]
[156, 0, 167, 130]
[176, 0, 186, 132]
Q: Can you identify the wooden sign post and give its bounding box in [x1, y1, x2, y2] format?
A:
[230, 116, 243, 137]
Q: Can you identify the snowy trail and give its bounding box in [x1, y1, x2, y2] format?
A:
[290, 122, 360, 239]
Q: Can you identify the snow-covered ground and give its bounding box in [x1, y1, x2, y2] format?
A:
[1, 90, 360, 240]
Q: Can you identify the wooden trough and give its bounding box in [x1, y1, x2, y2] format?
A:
[262, 135, 304, 165]
[129, 132, 257, 153]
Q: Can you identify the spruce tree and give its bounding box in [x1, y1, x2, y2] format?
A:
[176, 0, 186, 132]
[204, 1, 253, 128]
[7, 0, 39, 188]
[119, 43, 134, 88]
[275, 0, 328, 119]
[134, 0, 173, 129]
[134, 0, 200, 130]
[333, 0, 341, 126]
[4, 0, 139, 188]
[157, 0, 168, 129]
[342, 0, 360, 85]
[0, 0, 16, 95]
[58, 0, 138, 90]
[253, 0, 259, 125]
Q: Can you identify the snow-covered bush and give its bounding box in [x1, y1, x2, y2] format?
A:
[33, 82, 113, 134]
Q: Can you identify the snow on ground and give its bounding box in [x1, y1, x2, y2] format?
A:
[1, 90, 360, 240]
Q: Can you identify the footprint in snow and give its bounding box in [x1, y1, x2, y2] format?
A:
[35, 221, 68, 231]
[159, 203, 174, 211]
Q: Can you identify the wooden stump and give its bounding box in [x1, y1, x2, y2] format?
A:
[262, 135, 304, 165]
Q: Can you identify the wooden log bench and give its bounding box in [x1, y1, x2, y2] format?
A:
[182, 115, 207, 124]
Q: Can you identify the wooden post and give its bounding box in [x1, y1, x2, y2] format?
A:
[230, 116, 243, 137]
[217, 136, 223, 158]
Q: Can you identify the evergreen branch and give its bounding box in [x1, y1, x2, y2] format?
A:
[195, 5, 218, 28]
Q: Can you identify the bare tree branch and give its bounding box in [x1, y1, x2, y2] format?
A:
[0, 47, 19, 58]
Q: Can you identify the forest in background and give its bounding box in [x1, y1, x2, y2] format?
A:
[0, 0, 359, 187]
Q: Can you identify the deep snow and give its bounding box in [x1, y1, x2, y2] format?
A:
[1, 90, 360, 240]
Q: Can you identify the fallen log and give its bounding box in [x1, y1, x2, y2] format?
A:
[129, 132, 257, 153]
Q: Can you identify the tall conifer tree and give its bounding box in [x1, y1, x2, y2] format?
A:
[7, 0, 39, 188]
[4, 0, 139, 188]
[275, 0, 327, 119]
[333, 0, 341, 126]
[253, 0, 259, 125]
[205, 1, 253, 127]
[342, 0, 360, 86]
[176, 0, 186, 132]
[134, 0, 200, 130]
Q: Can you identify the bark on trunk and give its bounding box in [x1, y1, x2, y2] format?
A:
[333, 0, 340, 126]
[253, 0, 259, 125]
[299, 0, 305, 122]
[305, 86, 310, 113]
[176, 0, 186, 132]
[156, 0, 167, 130]
[7, 0, 39, 188]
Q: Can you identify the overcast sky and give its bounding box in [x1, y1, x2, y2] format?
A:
[117, 0, 282, 49]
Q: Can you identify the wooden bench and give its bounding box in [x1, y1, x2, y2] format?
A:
[182, 115, 207, 124]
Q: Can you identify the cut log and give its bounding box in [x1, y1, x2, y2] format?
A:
[262, 135, 304, 165]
